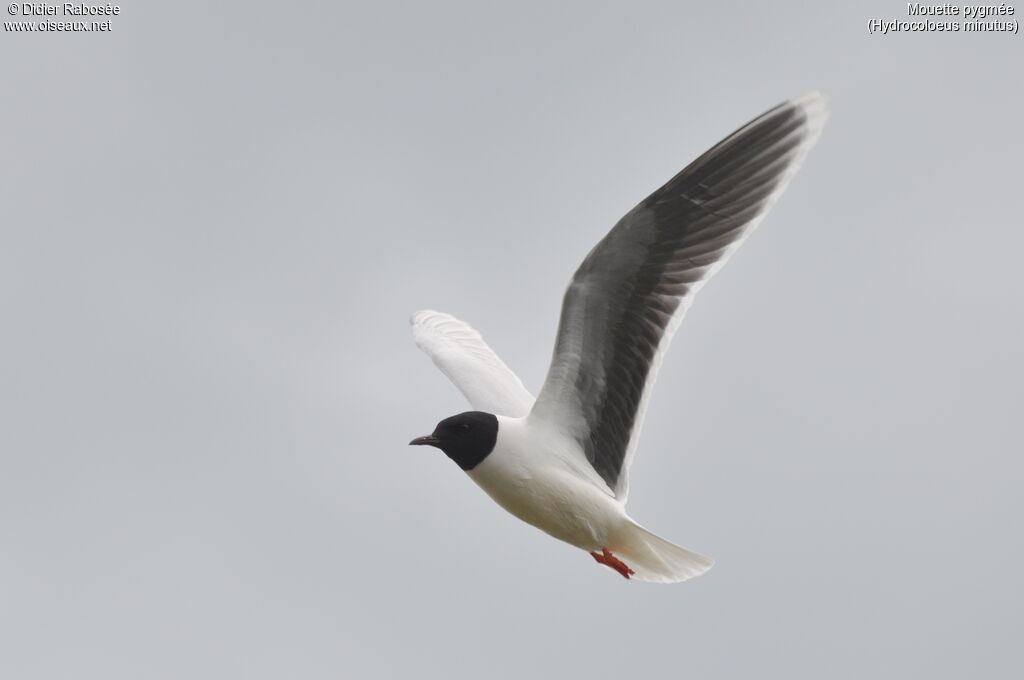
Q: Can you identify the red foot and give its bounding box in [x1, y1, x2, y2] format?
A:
[590, 547, 635, 579]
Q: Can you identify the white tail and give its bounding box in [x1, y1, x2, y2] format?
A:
[611, 520, 714, 583]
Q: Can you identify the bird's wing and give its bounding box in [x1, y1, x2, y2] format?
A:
[531, 91, 828, 502]
[411, 310, 535, 418]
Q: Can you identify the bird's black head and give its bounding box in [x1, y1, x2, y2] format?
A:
[409, 411, 498, 471]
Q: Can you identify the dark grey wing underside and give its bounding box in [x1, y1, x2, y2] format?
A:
[531, 92, 828, 500]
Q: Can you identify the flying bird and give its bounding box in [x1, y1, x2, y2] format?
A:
[409, 92, 828, 582]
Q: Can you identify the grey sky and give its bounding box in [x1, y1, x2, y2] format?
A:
[2, 2, 1021, 678]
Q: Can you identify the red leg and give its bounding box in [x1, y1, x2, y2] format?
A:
[590, 547, 635, 579]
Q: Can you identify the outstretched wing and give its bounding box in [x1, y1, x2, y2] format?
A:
[411, 310, 535, 418]
[531, 92, 828, 502]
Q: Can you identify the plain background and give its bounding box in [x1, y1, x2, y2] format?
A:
[2, 2, 1021, 678]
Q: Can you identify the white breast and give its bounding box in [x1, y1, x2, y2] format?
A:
[465, 415, 627, 551]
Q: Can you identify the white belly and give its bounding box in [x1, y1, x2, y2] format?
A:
[465, 417, 625, 551]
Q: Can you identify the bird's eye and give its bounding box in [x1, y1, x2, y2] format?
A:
[459, 423, 470, 431]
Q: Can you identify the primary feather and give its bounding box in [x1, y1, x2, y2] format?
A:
[530, 91, 828, 501]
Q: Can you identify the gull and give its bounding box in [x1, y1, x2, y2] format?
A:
[409, 92, 827, 582]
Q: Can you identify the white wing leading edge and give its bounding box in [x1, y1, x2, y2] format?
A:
[410, 310, 535, 418]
